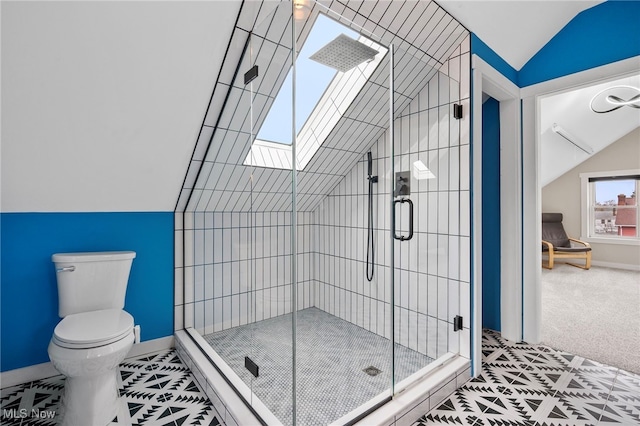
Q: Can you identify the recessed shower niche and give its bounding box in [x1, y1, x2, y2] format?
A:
[177, 1, 472, 424]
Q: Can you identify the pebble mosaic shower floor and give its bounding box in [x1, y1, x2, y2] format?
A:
[203, 307, 435, 425]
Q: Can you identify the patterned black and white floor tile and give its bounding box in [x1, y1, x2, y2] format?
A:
[0, 349, 221, 426]
[3, 332, 639, 426]
[413, 329, 640, 426]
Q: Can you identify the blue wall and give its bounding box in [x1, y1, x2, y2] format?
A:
[1, 212, 174, 372]
[472, 2, 640, 88]
[471, 1, 640, 334]
[519, 1, 640, 87]
[481, 97, 501, 331]
[471, 33, 519, 86]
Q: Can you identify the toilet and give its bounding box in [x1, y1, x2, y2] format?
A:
[47, 251, 137, 426]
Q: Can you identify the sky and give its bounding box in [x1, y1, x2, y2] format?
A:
[256, 14, 358, 145]
[595, 180, 636, 204]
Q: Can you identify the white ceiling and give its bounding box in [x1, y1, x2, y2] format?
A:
[1, 0, 618, 213]
[437, 0, 638, 188]
[1, 1, 240, 212]
[540, 73, 640, 186]
[437, 0, 603, 70]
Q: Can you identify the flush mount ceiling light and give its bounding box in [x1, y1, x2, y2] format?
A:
[590, 85, 640, 113]
[293, 0, 311, 20]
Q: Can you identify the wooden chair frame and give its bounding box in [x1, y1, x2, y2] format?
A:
[541, 237, 591, 270]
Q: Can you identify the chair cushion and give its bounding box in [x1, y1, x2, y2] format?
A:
[542, 213, 570, 248]
[553, 246, 592, 253]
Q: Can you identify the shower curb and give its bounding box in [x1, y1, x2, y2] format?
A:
[175, 329, 281, 426]
[352, 357, 471, 426]
[177, 327, 470, 426]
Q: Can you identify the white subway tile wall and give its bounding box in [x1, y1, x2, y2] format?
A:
[183, 211, 315, 334]
[170, 0, 472, 420]
[314, 40, 471, 359]
[176, 36, 470, 359]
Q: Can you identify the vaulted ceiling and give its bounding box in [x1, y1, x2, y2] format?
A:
[3, 1, 616, 213]
[437, 0, 603, 70]
[1, 1, 242, 212]
[435, 0, 636, 189]
[540, 73, 640, 186]
[180, 0, 468, 213]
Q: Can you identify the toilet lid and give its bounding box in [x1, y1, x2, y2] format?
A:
[54, 309, 134, 348]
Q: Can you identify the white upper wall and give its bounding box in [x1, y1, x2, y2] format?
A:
[1, 1, 240, 212]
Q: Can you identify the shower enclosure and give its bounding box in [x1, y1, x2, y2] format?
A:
[179, 1, 471, 424]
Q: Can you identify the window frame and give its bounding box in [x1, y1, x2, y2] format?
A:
[244, 12, 387, 171]
[580, 169, 640, 246]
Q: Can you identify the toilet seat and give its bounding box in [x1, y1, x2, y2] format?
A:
[53, 309, 134, 349]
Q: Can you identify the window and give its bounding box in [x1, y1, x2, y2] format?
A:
[581, 170, 640, 244]
[244, 14, 386, 170]
[255, 14, 350, 146]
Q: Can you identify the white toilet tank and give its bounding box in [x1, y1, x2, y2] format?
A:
[52, 251, 136, 318]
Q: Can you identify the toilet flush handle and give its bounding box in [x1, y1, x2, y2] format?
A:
[56, 266, 76, 272]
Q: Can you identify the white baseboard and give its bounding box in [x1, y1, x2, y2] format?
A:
[127, 335, 174, 358]
[0, 336, 174, 389]
[591, 260, 640, 271]
[0, 361, 60, 389]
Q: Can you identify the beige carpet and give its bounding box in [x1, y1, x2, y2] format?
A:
[541, 264, 640, 374]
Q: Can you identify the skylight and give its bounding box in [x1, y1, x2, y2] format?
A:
[245, 14, 386, 171]
[256, 14, 354, 145]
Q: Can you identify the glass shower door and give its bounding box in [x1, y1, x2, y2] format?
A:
[293, 2, 395, 423]
[245, 2, 296, 423]
[391, 45, 464, 390]
[189, 1, 471, 424]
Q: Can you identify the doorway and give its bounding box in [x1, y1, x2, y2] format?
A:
[471, 55, 522, 374]
[533, 72, 640, 373]
[521, 57, 640, 364]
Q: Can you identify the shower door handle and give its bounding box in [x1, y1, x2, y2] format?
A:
[393, 198, 414, 241]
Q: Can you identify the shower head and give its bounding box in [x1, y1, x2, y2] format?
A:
[309, 34, 378, 72]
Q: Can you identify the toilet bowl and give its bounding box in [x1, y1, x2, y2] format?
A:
[48, 309, 135, 426]
[47, 251, 137, 426]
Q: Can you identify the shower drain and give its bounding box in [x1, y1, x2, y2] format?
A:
[363, 366, 382, 376]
